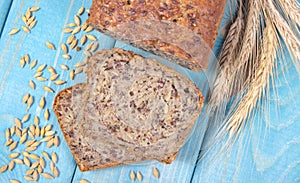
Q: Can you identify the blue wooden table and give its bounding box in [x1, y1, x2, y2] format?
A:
[0, 0, 299, 183]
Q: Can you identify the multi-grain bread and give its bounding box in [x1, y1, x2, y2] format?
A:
[88, 0, 226, 71]
[53, 48, 204, 171]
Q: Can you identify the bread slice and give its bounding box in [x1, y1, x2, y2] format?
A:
[53, 49, 204, 171]
[88, 0, 226, 71]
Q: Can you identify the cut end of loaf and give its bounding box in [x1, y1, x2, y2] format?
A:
[88, 0, 226, 71]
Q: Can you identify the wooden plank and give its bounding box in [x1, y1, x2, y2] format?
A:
[71, 42, 209, 183]
[0, 0, 115, 182]
[0, 0, 12, 37]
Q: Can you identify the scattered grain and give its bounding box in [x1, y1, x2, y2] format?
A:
[44, 109, 50, 120]
[76, 46, 82, 51]
[40, 127, 45, 137]
[29, 80, 35, 90]
[153, 168, 159, 179]
[53, 80, 66, 85]
[10, 179, 20, 183]
[26, 169, 34, 175]
[42, 151, 50, 160]
[130, 171, 135, 181]
[77, 7, 85, 15]
[50, 74, 59, 81]
[47, 138, 54, 147]
[81, 22, 88, 31]
[91, 42, 99, 52]
[25, 9, 31, 19]
[28, 131, 35, 139]
[5, 128, 10, 140]
[70, 69, 75, 80]
[74, 15, 81, 26]
[41, 136, 53, 142]
[37, 64, 47, 72]
[80, 35, 87, 45]
[38, 165, 43, 173]
[66, 22, 77, 27]
[46, 42, 55, 50]
[85, 43, 93, 51]
[35, 125, 40, 137]
[75, 67, 84, 74]
[136, 171, 142, 181]
[29, 60, 37, 69]
[22, 113, 30, 123]
[38, 97, 45, 109]
[72, 26, 81, 35]
[41, 172, 53, 179]
[63, 28, 73, 33]
[51, 152, 58, 163]
[15, 128, 21, 138]
[14, 159, 24, 164]
[25, 140, 36, 147]
[9, 141, 18, 151]
[60, 64, 69, 70]
[21, 127, 28, 136]
[86, 34, 97, 41]
[23, 93, 30, 103]
[24, 175, 34, 181]
[22, 26, 30, 33]
[32, 170, 38, 181]
[54, 136, 60, 146]
[20, 133, 27, 144]
[85, 26, 94, 33]
[28, 153, 40, 160]
[42, 86, 54, 93]
[53, 166, 59, 177]
[30, 6, 40, 12]
[34, 71, 43, 78]
[8, 161, 15, 170]
[36, 77, 47, 81]
[30, 162, 39, 169]
[9, 28, 20, 35]
[26, 96, 33, 111]
[47, 66, 56, 74]
[24, 156, 31, 167]
[39, 157, 45, 168]
[13, 118, 22, 129]
[45, 130, 55, 136]
[5, 139, 13, 146]
[29, 20, 37, 29]
[8, 152, 20, 159]
[61, 43, 68, 53]
[67, 35, 74, 44]
[80, 180, 90, 183]
[0, 165, 8, 173]
[10, 126, 15, 136]
[20, 57, 25, 68]
[31, 141, 41, 148]
[70, 38, 78, 49]
[62, 54, 71, 60]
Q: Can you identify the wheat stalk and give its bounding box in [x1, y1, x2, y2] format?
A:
[209, 1, 245, 106]
[265, 0, 300, 73]
[277, 0, 300, 27]
[226, 22, 278, 137]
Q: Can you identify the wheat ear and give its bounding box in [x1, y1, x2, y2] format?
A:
[227, 22, 278, 137]
[209, 1, 245, 106]
[277, 0, 300, 27]
[210, 0, 261, 106]
[265, 0, 300, 73]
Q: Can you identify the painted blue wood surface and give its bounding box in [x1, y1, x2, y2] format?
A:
[0, 0, 299, 183]
[0, 0, 12, 37]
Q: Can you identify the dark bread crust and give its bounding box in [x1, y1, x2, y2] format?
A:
[88, 0, 226, 71]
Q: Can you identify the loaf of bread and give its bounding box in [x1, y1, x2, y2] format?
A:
[53, 48, 204, 171]
[88, 0, 226, 71]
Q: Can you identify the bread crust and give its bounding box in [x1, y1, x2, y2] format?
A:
[88, 0, 226, 71]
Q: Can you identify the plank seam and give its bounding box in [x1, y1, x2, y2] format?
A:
[0, 0, 13, 39]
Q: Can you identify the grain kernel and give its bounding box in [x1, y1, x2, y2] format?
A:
[37, 64, 47, 72]
[14, 159, 24, 164]
[24, 156, 31, 167]
[49, 73, 59, 81]
[26, 96, 33, 111]
[77, 7, 85, 15]
[9, 179, 20, 183]
[22, 26, 30, 33]
[9, 141, 18, 151]
[39, 97, 45, 109]
[41, 172, 53, 179]
[51, 152, 58, 163]
[25, 169, 34, 175]
[74, 15, 81, 26]
[29, 60, 37, 69]
[0, 165, 8, 173]
[72, 26, 81, 34]
[130, 171, 135, 181]
[46, 42, 56, 50]
[42, 151, 50, 160]
[153, 168, 159, 179]
[8, 161, 15, 170]
[30, 6, 40, 12]
[61, 43, 68, 53]
[29, 80, 35, 90]
[47, 66, 56, 74]
[62, 54, 71, 60]
[42, 86, 54, 93]
[63, 28, 73, 33]
[34, 71, 43, 78]
[137, 171, 142, 181]
[9, 28, 20, 35]
[44, 109, 50, 120]
[36, 77, 47, 81]
[53, 80, 66, 85]
[8, 152, 20, 159]
[60, 64, 69, 70]
[70, 69, 75, 80]
[20, 133, 27, 144]
[54, 136, 60, 146]
[20, 57, 25, 68]
[86, 34, 97, 41]
[80, 180, 90, 183]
